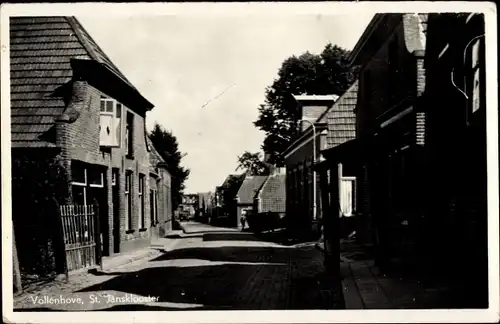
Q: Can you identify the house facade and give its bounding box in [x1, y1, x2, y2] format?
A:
[235, 175, 268, 229]
[250, 168, 286, 231]
[10, 17, 170, 266]
[147, 137, 173, 240]
[212, 174, 245, 226]
[177, 194, 198, 219]
[318, 13, 487, 307]
[283, 86, 358, 240]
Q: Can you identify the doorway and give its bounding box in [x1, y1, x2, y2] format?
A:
[71, 161, 110, 257]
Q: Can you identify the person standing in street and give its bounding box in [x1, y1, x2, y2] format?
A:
[240, 211, 247, 231]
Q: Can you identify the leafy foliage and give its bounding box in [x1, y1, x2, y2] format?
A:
[11, 152, 69, 278]
[254, 43, 359, 165]
[235, 151, 271, 176]
[149, 123, 190, 210]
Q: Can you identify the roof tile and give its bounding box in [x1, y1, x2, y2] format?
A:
[258, 174, 286, 213]
[237, 175, 268, 204]
[324, 80, 359, 149]
[9, 16, 138, 148]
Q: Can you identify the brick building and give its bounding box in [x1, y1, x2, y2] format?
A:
[212, 174, 245, 226]
[147, 137, 173, 240]
[318, 13, 487, 307]
[250, 168, 286, 231]
[235, 175, 268, 229]
[283, 85, 358, 240]
[10, 17, 172, 259]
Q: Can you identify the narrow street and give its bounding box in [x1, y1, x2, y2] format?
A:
[14, 222, 342, 311]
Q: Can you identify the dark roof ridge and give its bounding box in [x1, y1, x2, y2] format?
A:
[65, 17, 100, 62]
[66, 17, 137, 91]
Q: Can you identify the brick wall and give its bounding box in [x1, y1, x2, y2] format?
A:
[300, 104, 329, 132]
[284, 132, 325, 236]
[356, 18, 420, 137]
[421, 14, 487, 305]
[56, 80, 152, 254]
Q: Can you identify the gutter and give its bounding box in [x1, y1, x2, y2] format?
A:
[281, 123, 327, 159]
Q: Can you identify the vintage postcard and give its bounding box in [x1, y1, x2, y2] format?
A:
[1, 2, 498, 323]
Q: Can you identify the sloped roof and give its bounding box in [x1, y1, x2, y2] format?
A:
[10, 16, 139, 148]
[147, 136, 168, 175]
[220, 174, 245, 202]
[257, 174, 286, 213]
[237, 175, 268, 205]
[319, 80, 359, 149]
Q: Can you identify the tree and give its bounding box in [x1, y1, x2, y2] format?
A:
[254, 43, 359, 165]
[235, 151, 271, 176]
[149, 123, 190, 210]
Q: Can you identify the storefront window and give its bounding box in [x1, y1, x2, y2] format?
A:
[72, 185, 86, 206]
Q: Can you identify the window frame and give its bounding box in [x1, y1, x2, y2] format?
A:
[99, 97, 123, 147]
[125, 171, 133, 231]
[466, 36, 484, 122]
[150, 188, 158, 225]
[138, 174, 145, 229]
[125, 111, 135, 159]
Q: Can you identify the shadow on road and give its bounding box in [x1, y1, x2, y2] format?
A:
[77, 252, 289, 309]
[74, 245, 341, 311]
[149, 246, 290, 264]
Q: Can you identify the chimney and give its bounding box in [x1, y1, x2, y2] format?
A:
[292, 94, 339, 132]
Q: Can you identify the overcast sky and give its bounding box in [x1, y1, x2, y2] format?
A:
[77, 14, 373, 193]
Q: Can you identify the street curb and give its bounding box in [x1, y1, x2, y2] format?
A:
[100, 248, 158, 271]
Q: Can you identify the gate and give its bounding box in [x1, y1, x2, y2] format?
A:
[59, 203, 102, 272]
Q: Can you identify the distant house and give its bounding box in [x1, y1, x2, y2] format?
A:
[282, 84, 358, 239]
[177, 194, 198, 218]
[250, 168, 287, 231]
[147, 137, 173, 239]
[10, 17, 170, 276]
[196, 192, 213, 222]
[212, 174, 245, 225]
[234, 175, 268, 228]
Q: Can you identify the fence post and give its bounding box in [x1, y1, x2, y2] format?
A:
[52, 197, 68, 281]
[93, 198, 103, 270]
[12, 224, 22, 294]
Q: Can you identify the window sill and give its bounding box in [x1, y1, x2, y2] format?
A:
[126, 154, 134, 160]
[139, 228, 148, 232]
[150, 223, 157, 228]
[125, 229, 135, 234]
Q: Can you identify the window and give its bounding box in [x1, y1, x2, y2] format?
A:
[71, 162, 104, 206]
[138, 174, 145, 229]
[99, 97, 122, 147]
[467, 37, 484, 116]
[125, 171, 133, 230]
[125, 112, 134, 158]
[150, 188, 158, 225]
[88, 168, 104, 188]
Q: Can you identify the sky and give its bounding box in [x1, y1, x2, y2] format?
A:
[77, 13, 373, 194]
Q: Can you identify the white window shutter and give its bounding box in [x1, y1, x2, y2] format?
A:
[114, 117, 121, 147]
[100, 114, 114, 146]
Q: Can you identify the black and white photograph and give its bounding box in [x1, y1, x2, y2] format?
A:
[1, 2, 498, 323]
